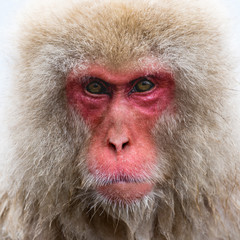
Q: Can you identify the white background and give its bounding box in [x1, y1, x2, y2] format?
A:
[0, 0, 240, 107]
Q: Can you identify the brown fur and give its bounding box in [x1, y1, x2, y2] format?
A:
[0, 0, 240, 239]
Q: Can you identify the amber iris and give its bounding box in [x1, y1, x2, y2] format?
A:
[134, 79, 154, 92]
[86, 81, 107, 94]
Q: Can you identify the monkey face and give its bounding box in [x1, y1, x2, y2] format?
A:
[66, 60, 175, 203]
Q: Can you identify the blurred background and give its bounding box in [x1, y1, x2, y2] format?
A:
[0, 0, 240, 107]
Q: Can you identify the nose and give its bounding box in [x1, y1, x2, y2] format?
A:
[108, 136, 130, 153]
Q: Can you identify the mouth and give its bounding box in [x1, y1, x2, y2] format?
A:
[97, 178, 153, 202]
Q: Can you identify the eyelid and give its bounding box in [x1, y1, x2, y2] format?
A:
[82, 76, 105, 85]
[131, 75, 154, 83]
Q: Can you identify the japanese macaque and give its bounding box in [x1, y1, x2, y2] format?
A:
[0, 0, 240, 239]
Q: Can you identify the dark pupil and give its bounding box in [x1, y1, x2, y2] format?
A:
[135, 79, 154, 92]
[86, 82, 104, 94]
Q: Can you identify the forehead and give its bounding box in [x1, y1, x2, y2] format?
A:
[68, 58, 172, 87]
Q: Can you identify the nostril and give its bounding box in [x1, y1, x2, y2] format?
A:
[122, 141, 129, 149]
[109, 142, 117, 151]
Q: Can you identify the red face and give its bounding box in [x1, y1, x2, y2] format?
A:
[66, 61, 174, 203]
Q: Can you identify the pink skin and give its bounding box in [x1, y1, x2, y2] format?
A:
[66, 61, 174, 202]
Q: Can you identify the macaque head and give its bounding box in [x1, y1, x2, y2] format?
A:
[6, 0, 236, 228]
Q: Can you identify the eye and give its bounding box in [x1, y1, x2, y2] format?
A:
[86, 81, 108, 94]
[132, 78, 155, 93]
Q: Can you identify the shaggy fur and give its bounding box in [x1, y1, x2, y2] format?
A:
[0, 0, 240, 239]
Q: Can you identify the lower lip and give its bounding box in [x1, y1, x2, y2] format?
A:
[97, 182, 153, 202]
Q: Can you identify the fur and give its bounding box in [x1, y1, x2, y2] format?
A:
[0, 0, 239, 239]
